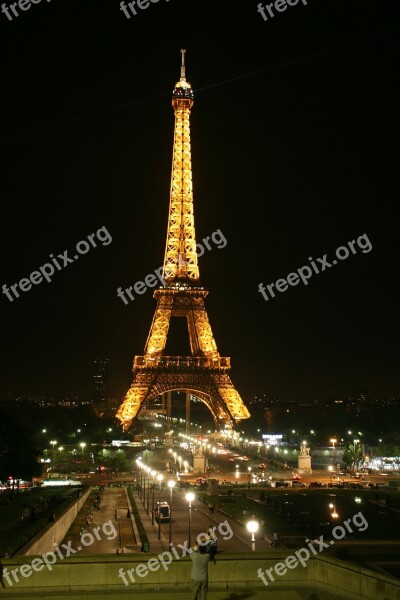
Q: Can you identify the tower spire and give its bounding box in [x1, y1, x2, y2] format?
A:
[180, 48, 186, 81]
[162, 49, 198, 283]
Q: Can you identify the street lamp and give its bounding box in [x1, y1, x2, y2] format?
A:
[58, 447, 64, 473]
[151, 471, 156, 525]
[185, 492, 195, 548]
[50, 440, 57, 473]
[146, 467, 151, 514]
[157, 474, 163, 540]
[138, 462, 142, 497]
[79, 443, 86, 474]
[247, 466, 252, 488]
[168, 480, 175, 545]
[135, 459, 140, 490]
[143, 466, 148, 508]
[246, 520, 259, 551]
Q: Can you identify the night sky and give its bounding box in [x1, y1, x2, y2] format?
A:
[1, 0, 399, 407]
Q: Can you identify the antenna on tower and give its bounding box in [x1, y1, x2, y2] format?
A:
[180, 48, 186, 81]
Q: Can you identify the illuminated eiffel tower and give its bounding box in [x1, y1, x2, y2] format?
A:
[116, 50, 250, 431]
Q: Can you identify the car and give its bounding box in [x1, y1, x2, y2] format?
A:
[242, 456, 249, 461]
[154, 501, 170, 522]
[275, 480, 289, 488]
[342, 481, 363, 489]
[292, 481, 306, 487]
[258, 463, 266, 470]
[195, 478, 207, 486]
[292, 473, 301, 481]
[309, 481, 325, 488]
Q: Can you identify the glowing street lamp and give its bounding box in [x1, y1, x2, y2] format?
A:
[246, 520, 259, 551]
[168, 480, 175, 545]
[58, 446, 64, 473]
[142, 466, 147, 508]
[50, 441, 57, 473]
[135, 459, 142, 496]
[146, 467, 151, 514]
[151, 470, 156, 525]
[157, 474, 163, 540]
[185, 492, 195, 547]
[79, 442, 86, 474]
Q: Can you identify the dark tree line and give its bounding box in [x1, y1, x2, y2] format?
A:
[0, 412, 42, 490]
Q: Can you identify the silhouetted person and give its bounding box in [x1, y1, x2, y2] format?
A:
[190, 544, 212, 600]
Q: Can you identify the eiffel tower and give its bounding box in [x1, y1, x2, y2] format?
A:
[116, 50, 250, 432]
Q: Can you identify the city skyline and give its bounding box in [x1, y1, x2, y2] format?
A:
[1, 1, 399, 415]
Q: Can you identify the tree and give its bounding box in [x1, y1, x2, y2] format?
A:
[342, 444, 363, 470]
[0, 412, 42, 490]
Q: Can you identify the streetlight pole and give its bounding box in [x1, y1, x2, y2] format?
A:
[157, 474, 163, 539]
[151, 471, 156, 525]
[185, 492, 195, 548]
[146, 467, 151, 515]
[135, 459, 141, 494]
[58, 447, 64, 474]
[168, 480, 175, 546]
[246, 520, 259, 552]
[138, 464, 142, 499]
[143, 467, 147, 508]
[50, 441, 57, 474]
[79, 443, 86, 475]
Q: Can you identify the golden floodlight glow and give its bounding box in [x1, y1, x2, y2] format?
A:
[116, 50, 250, 431]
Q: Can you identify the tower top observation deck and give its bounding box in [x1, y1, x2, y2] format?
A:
[172, 48, 194, 101]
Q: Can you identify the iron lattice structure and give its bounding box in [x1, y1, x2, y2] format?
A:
[116, 50, 250, 431]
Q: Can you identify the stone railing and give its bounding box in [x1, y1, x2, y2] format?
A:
[1, 551, 398, 599]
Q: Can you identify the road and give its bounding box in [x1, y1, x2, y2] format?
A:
[144, 486, 264, 552]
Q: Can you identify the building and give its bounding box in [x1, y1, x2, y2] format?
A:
[92, 359, 109, 404]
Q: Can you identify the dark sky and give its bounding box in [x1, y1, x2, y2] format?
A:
[1, 0, 399, 406]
